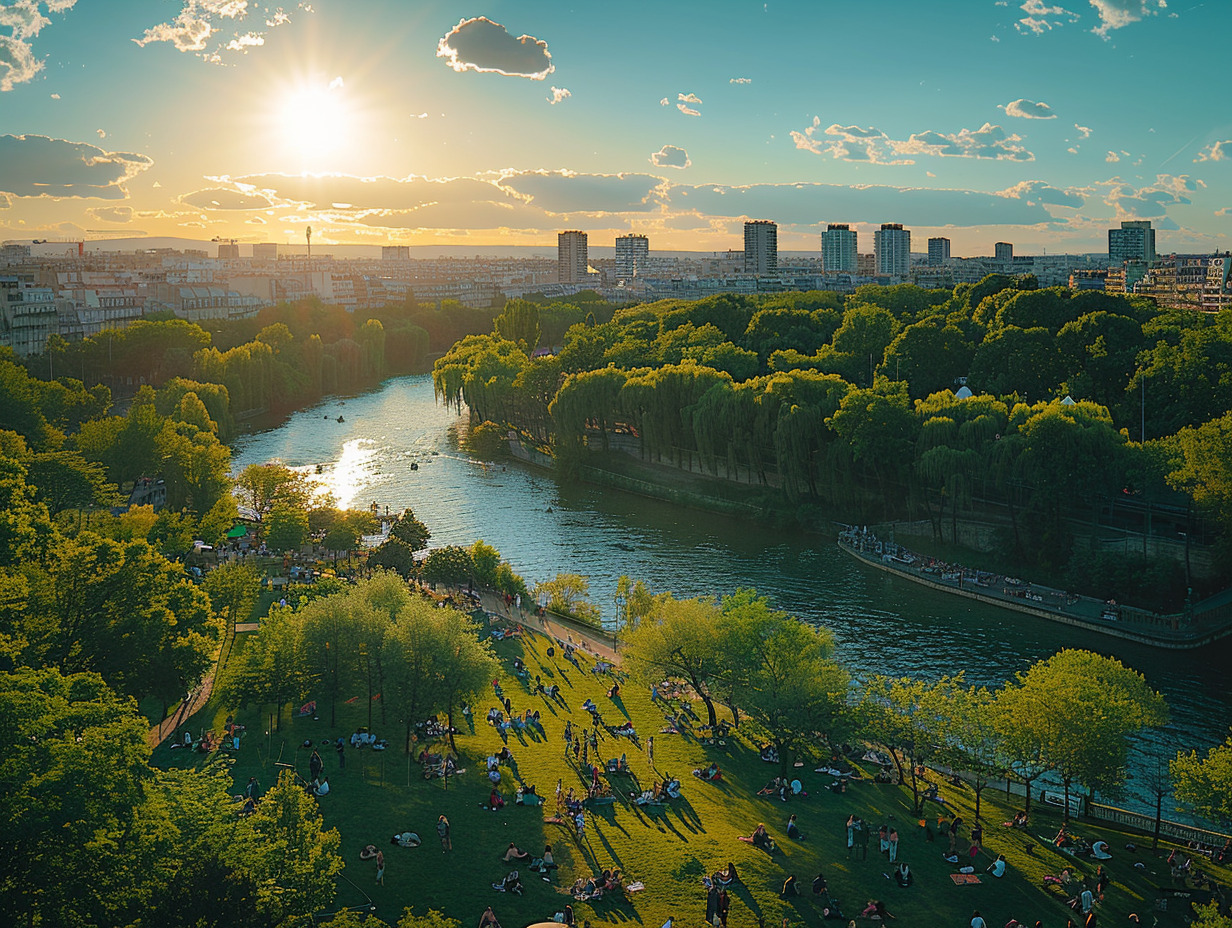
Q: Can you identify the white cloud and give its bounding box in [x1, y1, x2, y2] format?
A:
[546, 86, 570, 105]
[1088, 0, 1167, 36]
[677, 103, 701, 117]
[1194, 140, 1230, 163]
[650, 144, 691, 169]
[729, 77, 751, 84]
[1106, 150, 1120, 162]
[436, 16, 553, 80]
[48, 91, 58, 99]
[1016, 0, 1080, 34]
[0, 134, 153, 199]
[678, 92, 702, 104]
[659, 97, 669, 106]
[134, 0, 294, 61]
[1004, 98, 1056, 119]
[225, 31, 263, 51]
[1100, 173, 1204, 219]
[95, 128, 105, 139]
[998, 179, 1085, 208]
[1075, 123, 1092, 139]
[0, 0, 78, 91]
[791, 117, 1033, 164]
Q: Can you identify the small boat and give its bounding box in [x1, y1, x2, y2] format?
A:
[337, 415, 345, 423]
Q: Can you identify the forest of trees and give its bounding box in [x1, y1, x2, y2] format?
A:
[434, 279, 1232, 609]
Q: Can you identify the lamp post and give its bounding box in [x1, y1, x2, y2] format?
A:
[612, 592, 626, 650]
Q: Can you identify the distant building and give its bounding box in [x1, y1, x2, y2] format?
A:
[216, 242, 240, 260]
[614, 234, 649, 282]
[743, 220, 778, 275]
[857, 253, 877, 276]
[557, 231, 588, 283]
[874, 223, 911, 278]
[995, 242, 1014, 262]
[1, 275, 66, 356]
[1069, 269, 1109, 291]
[822, 224, 858, 273]
[1109, 220, 1156, 265]
[252, 243, 278, 260]
[382, 245, 411, 261]
[927, 237, 951, 265]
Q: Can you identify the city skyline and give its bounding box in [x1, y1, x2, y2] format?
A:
[1, 1, 1230, 256]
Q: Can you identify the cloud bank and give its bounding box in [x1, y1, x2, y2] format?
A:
[0, 134, 153, 199]
[0, 0, 79, 91]
[1004, 98, 1056, 119]
[791, 118, 1033, 163]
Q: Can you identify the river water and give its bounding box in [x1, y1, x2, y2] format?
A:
[233, 374, 1232, 816]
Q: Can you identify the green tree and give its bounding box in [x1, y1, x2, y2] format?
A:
[863, 675, 960, 814]
[266, 503, 310, 553]
[534, 573, 600, 624]
[235, 463, 312, 518]
[622, 593, 725, 728]
[494, 299, 542, 355]
[241, 770, 344, 924]
[421, 545, 474, 587]
[25, 449, 116, 516]
[0, 668, 152, 928]
[720, 589, 850, 775]
[389, 509, 431, 552]
[1171, 732, 1232, 826]
[369, 537, 417, 577]
[997, 650, 1168, 817]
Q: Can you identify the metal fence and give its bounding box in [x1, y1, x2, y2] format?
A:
[1087, 801, 1230, 847]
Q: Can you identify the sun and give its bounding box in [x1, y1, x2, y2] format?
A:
[277, 77, 351, 166]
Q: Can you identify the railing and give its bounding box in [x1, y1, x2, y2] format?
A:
[1087, 801, 1230, 847]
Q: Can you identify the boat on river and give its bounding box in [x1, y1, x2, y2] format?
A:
[837, 526, 1232, 650]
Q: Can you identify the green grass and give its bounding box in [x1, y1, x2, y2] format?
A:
[153, 626, 1231, 928]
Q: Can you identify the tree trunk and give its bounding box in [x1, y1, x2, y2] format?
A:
[908, 749, 921, 815]
[1152, 790, 1163, 850]
[1062, 776, 1071, 823]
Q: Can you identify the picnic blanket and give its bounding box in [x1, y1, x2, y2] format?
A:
[950, 873, 982, 885]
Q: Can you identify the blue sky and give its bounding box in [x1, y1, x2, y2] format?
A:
[1, 0, 1229, 255]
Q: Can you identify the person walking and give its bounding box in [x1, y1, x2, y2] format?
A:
[647, 735, 655, 767]
[375, 849, 385, 885]
[846, 814, 857, 858]
[564, 720, 573, 755]
[436, 814, 451, 851]
[309, 749, 323, 783]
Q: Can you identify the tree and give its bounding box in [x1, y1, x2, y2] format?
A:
[996, 650, 1168, 818]
[0, 668, 152, 928]
[935, 684, 1004, 821]
[621, 593, 725, 728]
[369, 536, 417, 577]
[721, 589, 850, 775]
[863, 675, 960, 814]
[494, 299, 542, 355]
[266, 503, 309, 553]
[1171, 732, 1232, 827]
[235, 463, 312, 518]
[534, 573, 600, 624]
[205, 562, 261, 667]
[25, 449, 116, 516]
[420, 545, 473, 587]
[389, 509, 431, 552]
[241, 770, 344, 924]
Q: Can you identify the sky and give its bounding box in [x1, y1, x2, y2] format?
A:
[1, 0, 1230, 257]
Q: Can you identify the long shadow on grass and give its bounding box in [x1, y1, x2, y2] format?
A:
[609, 695, 630, 720]
[668, 797, 706, 834]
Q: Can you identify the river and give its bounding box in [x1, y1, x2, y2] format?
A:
[232, 374, 1232, 817]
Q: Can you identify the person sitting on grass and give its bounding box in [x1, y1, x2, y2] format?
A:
[490, 788, 505, 810]
[738, 823, 777, 853]
[812, 872, 828, 895]
[313, 777, 330, 797]
[606, 681, 621, 698]
[530, 844, 557, 872]
[501, 842, 529, 862]
[781, 875, 801, 896]
[787, 814, 804, 841]
[987, 854, 1007, 878]
[893, 863, 913, 887]
[758, 777, 783, 796]
[478, 907, 500, 928]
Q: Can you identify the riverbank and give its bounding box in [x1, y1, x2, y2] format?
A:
[838, 528, 1232, 650]
[156, 595, 1232, 928]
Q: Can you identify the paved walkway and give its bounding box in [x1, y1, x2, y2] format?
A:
[147, 670, 217, 749]
[472, 590, 620, 664]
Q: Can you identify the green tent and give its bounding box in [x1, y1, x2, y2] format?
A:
[226, 524, 249, 539]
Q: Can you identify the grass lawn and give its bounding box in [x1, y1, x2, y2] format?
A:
[153, 620, 1230, 928]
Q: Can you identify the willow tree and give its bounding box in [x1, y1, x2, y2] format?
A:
[494, 300, 543, 356]
[550, 366, 628, 452]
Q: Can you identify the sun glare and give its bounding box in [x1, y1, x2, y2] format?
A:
[277, 78, 351, 165]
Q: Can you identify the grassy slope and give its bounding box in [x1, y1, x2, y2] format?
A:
[153, 623, 1229, 928]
